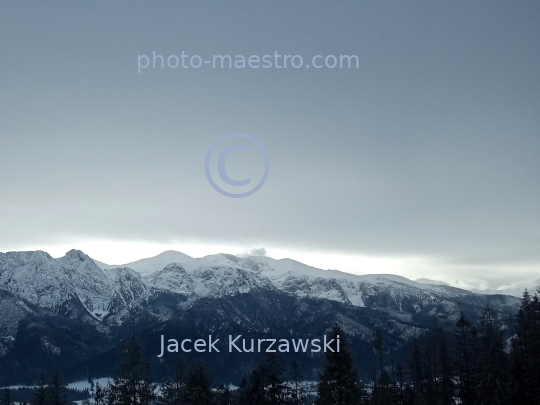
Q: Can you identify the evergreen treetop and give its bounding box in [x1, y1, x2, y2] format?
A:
[315, 324, 365, 405]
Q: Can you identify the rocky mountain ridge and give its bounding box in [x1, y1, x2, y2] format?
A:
[0, 249, 514, 321]
[0, 249, 523, 385]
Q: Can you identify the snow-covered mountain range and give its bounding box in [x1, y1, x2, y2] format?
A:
[0, 249, 526, 385]
[0, 249, 514, 322]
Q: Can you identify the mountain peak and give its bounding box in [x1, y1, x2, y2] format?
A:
[201, 253, 241, 266]
[62, 249, 90, 262]
[109, 251, 194, 277]
[415, 278, 449, 286]
[161, 262, 188, 272]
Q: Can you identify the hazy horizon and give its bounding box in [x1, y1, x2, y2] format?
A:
[1, 244, 536, 297]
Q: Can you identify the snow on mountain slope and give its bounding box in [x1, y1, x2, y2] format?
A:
[415, 278, 449, 286]
[0, 250, 153, 320]
[102, 251, 479, 311]
[107, 251, 194, 277]
[0, 249, 520, 323]
[201, 253, 243, 267]
[222, 256, 473, 310]
[0, 251, 69, 309]
[223, 256, 453, 294]
[146, 263, 195, 295]
[0, 250, 282, 321]
[147, 262, 275, 298]
[106, 267, 150, 309]
[0, 250, 112, 318]
[0, 290, 35, 357]
[140, 251, 470, 305]
[189, 265, 275, 297]
[58, 250, 116, 318]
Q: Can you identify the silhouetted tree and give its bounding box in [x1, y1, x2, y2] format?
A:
[510, 289, 540, 405]
[1, 389, 12, 405]
[371, 328, 384, 380]
[286, 361, 308, 405]
[235, 378, 249, 405]
[160, 359, 186, 405]
[109, 326, 156, 405]
[93, 382, 108, 405]
[315, 325, 365, 405]
[215, 384, 233, 405]
[240, 364, 268, 405]
[182, 361, 213, 405]
[394, 364, 410, 405]
[44, 374, 67, 405]
[370, 371, 398, 405]
[436, 330, 455, 405]
[262, 351, 286, 405]
[454, 312, 476, 405]
[32, 375, 48, 405]
[473, 307, 509, 405]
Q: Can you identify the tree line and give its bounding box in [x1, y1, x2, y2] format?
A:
[4, 288, 540, 405]
[327, 288, 540, 405]
[1, 374, 90, 405]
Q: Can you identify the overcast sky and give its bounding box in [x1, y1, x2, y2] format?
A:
[1, 1, 539, 291]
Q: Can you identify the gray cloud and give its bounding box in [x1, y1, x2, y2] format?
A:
[248, 248, 268, 257]
[0, 1, 539, 288]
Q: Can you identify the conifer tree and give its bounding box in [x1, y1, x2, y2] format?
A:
[215, 384, 233, 405]
[436, 330, 455, 405]
[93, 382, 107, 405]
[509, 309, 526, 405]
[235, 378, 249, 405]
[44, 374, 67, 405]
[394, 364, 411, 405]
[511, 289, 540, 405]
[369, 327, 398, 405]
[262, 351, 286, 405]
[106, 381, 116, 405]
[239, 350, 287, 405]
[160, 359, 186, 405]
[371, 328, 384, 380]
[1, 389, 11, 405]
[407, 325, 453, 405]
[370, 371, 398, 405]
[315, 325, 365, 405]
[407, 336, 440, 405]
[182, 361, 214, 405]
[406, 338, 423, 403]
[454, 312, 476, 405]
[32, 375, 48, 405]
[241, 365, 268, 405]
[109, 326, 156, 405]
[473, 307, 509, 405]
[287, 361, 308, 405]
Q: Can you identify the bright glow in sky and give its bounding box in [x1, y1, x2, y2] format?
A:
[4, 239, 538, 296]
[6, 239, 422, 274]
